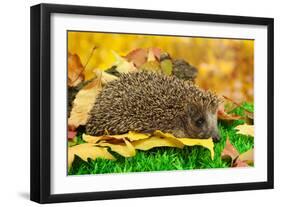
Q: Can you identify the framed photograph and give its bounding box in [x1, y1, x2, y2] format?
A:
[30, 3, 274, 203]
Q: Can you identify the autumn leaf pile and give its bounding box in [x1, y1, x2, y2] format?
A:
[67, 47, 254, 172]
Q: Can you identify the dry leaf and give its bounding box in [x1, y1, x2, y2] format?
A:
[112, 51, 137, 73]
[235, 124, 254, 137]
[81, 130, 214, 161]
[149, 48, 161, 61]
[83, 132, 150, 143]
[125, 48, 148, 68]
[221, 138, 253, 167]
[68, 78, 102, 128]
[82, 134, 102, 144]
[68, 130, 77, 140]
[68, 143, 115, 168]
[68, 52, 84, 87]
[221, 138, 239, 165]
[178, 138, 215, 160]
[96, 138, 136, 157]
[153, 130, 214, 159]
[217, 103, 241, 121]
[233, 160, 249, 167]
[127, 131, 151, 141]
[125, 48, 161, 68]
[132, 136, 184, 151]
[94, 70, 119, 85]
[236, 149, 254, 165]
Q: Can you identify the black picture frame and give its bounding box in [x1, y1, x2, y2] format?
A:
[30, 3, 274, 204]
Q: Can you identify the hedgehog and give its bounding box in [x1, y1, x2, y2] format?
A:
[86, 71, 221, 142]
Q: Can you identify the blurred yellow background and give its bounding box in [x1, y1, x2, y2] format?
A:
[68, 32, 254, 103]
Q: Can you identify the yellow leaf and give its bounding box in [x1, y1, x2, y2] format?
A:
[235, 124, 254, 137]
[179, 138, 214, 160]
[154, 130, 214, 160]
[132, 136, 184, 151]
[68, 143, 115, 169]
[112, 51, 137, 73]
[68, 78, 102, 127]
[97, 138, 136, 157]
[127, 131, 151, 141]
[147, 48, 156, 62]
[83, 131, 150, 143]
[82, 134, 102, 144]
[237, 149, 254, 165]
[95, 69, 118, 85]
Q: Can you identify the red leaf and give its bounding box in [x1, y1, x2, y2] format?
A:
[68, 130, 77, 140]
[125, 48, 148, 68]
[233, 160, 249, 167]
[221, 138, 239, 166]
[217, 103, 241, 121]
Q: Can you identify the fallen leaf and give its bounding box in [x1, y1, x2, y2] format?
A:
[153, 130, 214, 159]
[97, 138, 136, 157]
[160, 58, 173, 75]
[221, 138, 239, 165]
[235, 124, 254, 137]
[217, 103, 241, 120]
[233, 160, 249, 167]
[81, 130, 214, 162]
[68, 130, 77, 140]
[82, 134, 102, 144]
[139, 61, 161, 72]
[147, 48, 156, 62]
[68, 136, 77, 147]
[68, 52, 84, 87]
[68, 77, 102, 128]
[149, 48, 161, 61]
[125, 48, 148, 68]
[236, 149, 254, 165]
[95, 69, 118, 85]
[179, 138, 215, 160]
[127, 131, 151, 141]
[132, 136, 184, 151]
[125, 48, 161, 68]
[112, 51, 137, 73]
[83, 131, 150, 143]
[68, 143, 115, 169]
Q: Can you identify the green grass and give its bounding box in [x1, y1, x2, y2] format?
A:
[68, 103, 254, 175]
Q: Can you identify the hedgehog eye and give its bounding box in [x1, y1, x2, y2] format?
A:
[195, 117, 205, 127]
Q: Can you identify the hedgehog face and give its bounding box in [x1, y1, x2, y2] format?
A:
[183, 104, 220, 142]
